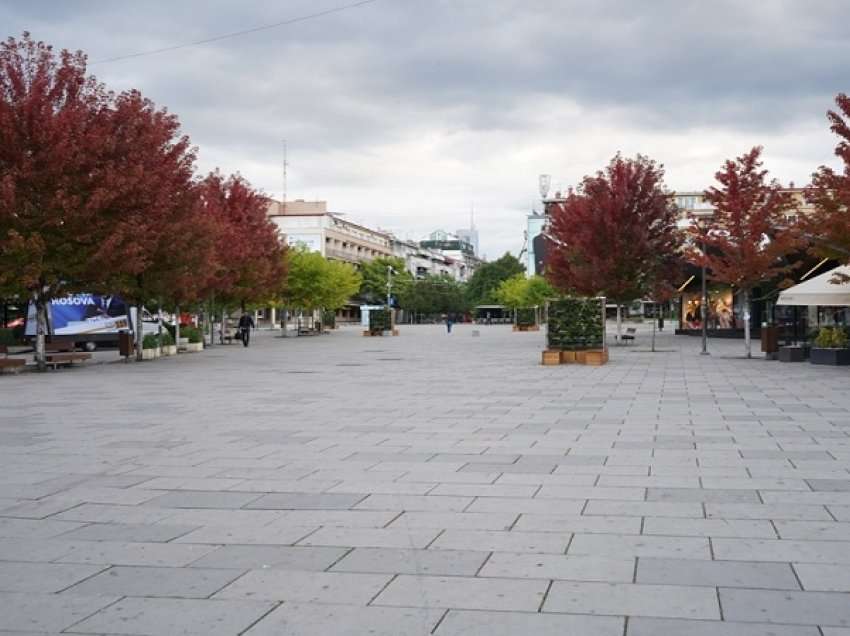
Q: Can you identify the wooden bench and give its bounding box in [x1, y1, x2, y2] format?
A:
[0, 344, 25, 373]
[621, 327, 637, 344]
[44, 342, 92, 369]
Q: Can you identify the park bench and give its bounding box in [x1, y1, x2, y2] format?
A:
[621, 327, 637, 344]
[0, 344, 25, 373]
[44, 342, 92, 369]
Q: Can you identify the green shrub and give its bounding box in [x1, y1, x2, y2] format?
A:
[369, 308, 391, 334]
[160, 331, 174, 346]
[142, 334, 159, 349]
[547, 298, 604, 350]
[516, 308, 536, 327]
[163, 322, 176, 339]
[815, 326, 849, 349]
[322, 310, 336, 329]
[182, 326, 202, 343]
[0, 328, 15, 346]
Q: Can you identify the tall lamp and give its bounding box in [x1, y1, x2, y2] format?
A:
[692, 209, 715, 355]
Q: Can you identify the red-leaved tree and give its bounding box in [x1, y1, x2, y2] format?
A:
[546, 153, 684, 340]
[196, 172, 286, 324]
[0, 34, 126, 369]
[806, 93, 850, 275]
[82, 90, 199, 361]
[693, 147, 802, 358]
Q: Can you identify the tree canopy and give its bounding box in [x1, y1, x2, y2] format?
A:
[806, 93, 850, 270]
[358, 256, 411, 304]
[282, 248, 361, 313]
[546, 153, 684, 305]
[495, 274, 555, 309]
[398, 274, 468, 317]
[465, 252, 525, 305]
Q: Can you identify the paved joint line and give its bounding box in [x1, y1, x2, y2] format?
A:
[62, 594, 127, 633]
[789, 562, 806, 591]
[430, 608, 450, 634]
[291, 525, 322, 546]
[474, 551, 494, 576]
[55, 564, 113, 594]
[715, 585, 724, 621]
[424, 528, 446, 549]
[324, 546, 356, 572]
[768, 519, 781, 539]
[366, 573, 398, 607]
[537, 579, 554, 613]
[237, 601, 283, 635]
[506, 513, 522, 531]
[206, 568, 253, 599]
[382, 510, 405, 529]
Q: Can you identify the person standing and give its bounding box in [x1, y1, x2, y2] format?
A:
[238, 312, 255, 347]
[446, 315, 453, 334]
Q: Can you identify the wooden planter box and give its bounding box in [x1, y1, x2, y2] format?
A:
[778, 346, 807, 362]
[559, 350, 577, 363]
[182, 342, 203, 353]
[584, 349, 609, 366]
[810, 347, 850, 366]
[514, 324, 539, 332]
[161, 345, 177, 356]
[392, 329, 400, 336]
[141, 347, 160, 360]
[541, 350, 561, 366]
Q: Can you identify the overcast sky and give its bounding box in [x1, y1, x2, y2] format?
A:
[3, 0, 847, 258]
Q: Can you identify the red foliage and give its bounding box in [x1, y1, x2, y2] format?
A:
[691, 147, 802, 291]
[0, 33, 114, 297]
[196, 172, 286, 307]
[805, 93, 850, 266]
[546, 153, 684, 303]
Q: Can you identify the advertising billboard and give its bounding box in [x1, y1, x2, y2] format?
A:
[25, 294, 154, 337]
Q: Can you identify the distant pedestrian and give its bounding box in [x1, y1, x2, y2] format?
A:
[238, 312, 255, 347]
[446, 315, 453, 334]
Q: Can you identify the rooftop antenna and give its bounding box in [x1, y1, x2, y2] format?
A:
[282, 139, 288, 212]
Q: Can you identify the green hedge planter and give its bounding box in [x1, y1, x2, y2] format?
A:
[369, 309, 391, 335]
[547, 298, 604, 351]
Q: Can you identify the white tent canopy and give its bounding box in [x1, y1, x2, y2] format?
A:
[777, 265, 850, 307]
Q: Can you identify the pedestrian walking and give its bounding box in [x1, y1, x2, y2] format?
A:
[238, 312, 255, 347]
[446, 315, 453, 334]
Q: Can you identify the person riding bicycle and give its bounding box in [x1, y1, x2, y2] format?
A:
[237, 312, 255, 347]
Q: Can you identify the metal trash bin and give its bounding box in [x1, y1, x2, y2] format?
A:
[118, 331, 134, 358]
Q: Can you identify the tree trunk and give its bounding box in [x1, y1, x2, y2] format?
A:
[34, 293, 47, 372]
[206, 300, 214, 348]
[616, 305, 622, 343]
[743, 288, 752, 359]
[282, 308, 288, 337]
[175, 305, 181, 350]
[651, 304, 656, 352]
[135, 303, 144, 361]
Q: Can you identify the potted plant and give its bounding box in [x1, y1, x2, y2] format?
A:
[810, 326, 850, 366]
[368, 308, 391, 336]
[160, 331, 177, 356]
[546, 297, 607, 365]
[515, 307, 538, 332]
[181, 326, 204, 352]
[141, 333, 160, 360]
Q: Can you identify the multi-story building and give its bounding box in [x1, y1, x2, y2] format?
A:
[391, 238, 468, 281]
[267, 199, 393, 264]
[420, 230, 482, 279]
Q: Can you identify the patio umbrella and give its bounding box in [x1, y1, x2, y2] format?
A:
[777, 265, 850, 306]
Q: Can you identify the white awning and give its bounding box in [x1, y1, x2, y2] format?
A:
[777, 266, 850, 306]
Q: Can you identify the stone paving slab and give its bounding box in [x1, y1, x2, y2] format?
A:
[1, 325, 849, 634]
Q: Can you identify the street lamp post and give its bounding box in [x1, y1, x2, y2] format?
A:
[701, 235, 709, 355]
[692, 209, 715, 356]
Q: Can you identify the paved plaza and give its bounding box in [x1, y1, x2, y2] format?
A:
[1, 323, 850, 635]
